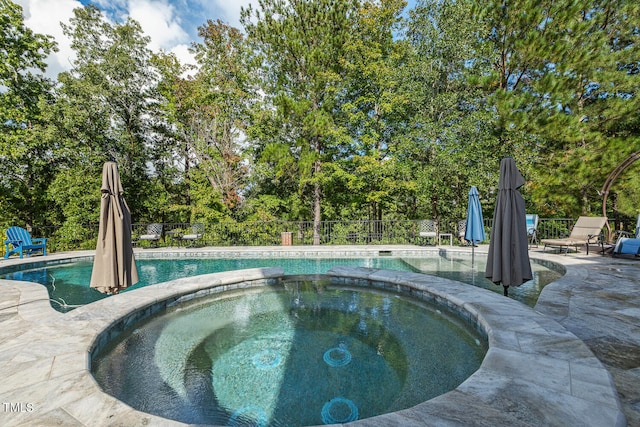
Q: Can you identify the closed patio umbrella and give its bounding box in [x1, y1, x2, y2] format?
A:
[464, 186, 485, 268]
[485, 157, 532, 297]
[90, 162, 139, 294]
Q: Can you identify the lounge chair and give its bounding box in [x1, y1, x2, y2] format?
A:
[417, 220, 438, 245]
[541, 216, 607, 255]
[181, 223, 204, 247]
[526, 214, 539, 248]
[4, 226, 47, 259]
[138, 223, 163, 247]
[612, 214, 640, 257]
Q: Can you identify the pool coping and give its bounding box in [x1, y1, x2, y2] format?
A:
[0, 246, 626, 426]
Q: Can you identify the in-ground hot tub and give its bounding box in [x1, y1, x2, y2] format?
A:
[91, 274, 488, 426]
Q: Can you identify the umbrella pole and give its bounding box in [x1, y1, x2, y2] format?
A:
[503, 285, 509, 296]
[471, 245, 475, 268]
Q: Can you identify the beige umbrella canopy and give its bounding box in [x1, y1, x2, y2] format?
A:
[90, 162, 139, 294]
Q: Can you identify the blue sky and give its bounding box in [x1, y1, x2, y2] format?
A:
[15, 0, 417, 78]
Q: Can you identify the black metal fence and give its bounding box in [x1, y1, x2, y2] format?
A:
[1, 217, 612, 258]
[133, 220, 423, 248]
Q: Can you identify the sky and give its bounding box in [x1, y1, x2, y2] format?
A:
[14, 0, 416, 79]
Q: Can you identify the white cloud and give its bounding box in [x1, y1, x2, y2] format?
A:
[128, 0, 189, 52]
[217, 0, 253, 28]
[169, 43, 197, 75]
[14, 0, 200, 78]
[14, 0, 81, 78]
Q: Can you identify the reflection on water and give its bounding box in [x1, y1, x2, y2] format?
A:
[0, 255, 562, 311]
[402, 255, 562, 307]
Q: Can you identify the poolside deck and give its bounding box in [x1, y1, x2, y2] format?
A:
[0, 245, 637, 426]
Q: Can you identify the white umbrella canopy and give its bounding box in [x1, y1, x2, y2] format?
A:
[90, 162, 139, 294]
[485, 157, 532, 297]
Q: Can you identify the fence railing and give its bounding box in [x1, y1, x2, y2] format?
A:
[136, 220, 423, 247]
[127, 218, 582, 248]
[0, 217, 626, 257]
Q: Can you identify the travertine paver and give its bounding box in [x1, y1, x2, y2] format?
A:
[328, 265, 624, 426]
[533, 250, 640, 427]
[0, 246, 632, 426]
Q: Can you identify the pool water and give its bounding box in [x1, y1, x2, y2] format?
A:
[91, 276, 488, 426]
[402, 254, 563, 307]
[1, 257, 413, 311]
[0, 256, 562, 311]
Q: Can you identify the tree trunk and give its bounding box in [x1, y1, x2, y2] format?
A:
[313, 159, 322, 245]
[184, 148, 191, 206]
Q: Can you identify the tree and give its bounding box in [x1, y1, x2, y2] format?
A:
[154, 20, 258, 224]
[241, 0, 358, 244]
[473, 0, 640, 218]
[43, 4, 160, 246]
[190, 20, 256, 218]
[0, 0, 56, 228]
[405, 0, 499, 224]
[539, 0, 640, 221]
[337, 0, 415, 223]
[149, 51, 194, 224]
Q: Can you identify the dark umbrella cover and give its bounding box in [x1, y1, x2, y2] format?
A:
[465, 186, 485, 268]
[485, 157, 532, 296]
[90, 162, 139, 294]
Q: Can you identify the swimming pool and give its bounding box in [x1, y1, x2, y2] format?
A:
[0, 253, 562, 312]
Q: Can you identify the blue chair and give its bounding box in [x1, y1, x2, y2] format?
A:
[526, 214, 539, 248]
[613, 214, 640, 257]
[4, 226, 48, 259]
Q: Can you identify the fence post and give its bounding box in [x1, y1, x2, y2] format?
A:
[281, 232, 293, 246]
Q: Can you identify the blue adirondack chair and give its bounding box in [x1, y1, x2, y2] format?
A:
[526, 214, 539, 248]
[4, 226, 48, 259]
[613, 214, 640, 257]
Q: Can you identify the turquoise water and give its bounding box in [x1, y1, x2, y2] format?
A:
[92, 276, 488, 426]
[1, 257, 414, 312]
[0, 255, 562, 311]
[401, 254, 563, 307]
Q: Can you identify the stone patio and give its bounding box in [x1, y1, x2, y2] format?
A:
[0, 245, 637, 426]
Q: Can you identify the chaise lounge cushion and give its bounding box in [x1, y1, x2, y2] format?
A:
[541, 216, 607, 255]
[613, 237, 640, 256]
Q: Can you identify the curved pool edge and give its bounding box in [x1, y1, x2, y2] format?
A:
[326, 266, 624, 426]
[0, 253, 624, 427]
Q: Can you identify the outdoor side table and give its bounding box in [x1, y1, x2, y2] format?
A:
[438, 233, 453, 246]
[166, 231, 183, 247]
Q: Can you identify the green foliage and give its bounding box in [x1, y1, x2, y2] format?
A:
[51, 5, 159, 223]
[242, 0, 358, 242]
[2, 0, 639, 242]
[403, 0, 502, 222]
[0, 0, 55, 123]
[0, 0, 57, 227]
[474, 0, 640, 217]
[337, 0, 413, 221]
[153, 20, 257, 221]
